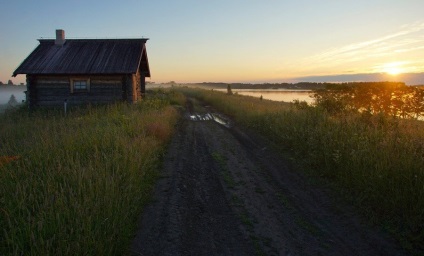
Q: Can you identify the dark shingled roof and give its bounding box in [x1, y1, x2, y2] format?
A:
[13, 39, 150, 77]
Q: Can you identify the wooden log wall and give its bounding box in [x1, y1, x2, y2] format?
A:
[124, 75, 134, 104]
[135, 72, 141, 101]
[30, 75, 128, 106]
[26, 75, 37, 107]
[140, 73, 146, 98]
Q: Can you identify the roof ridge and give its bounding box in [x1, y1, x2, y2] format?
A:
[13, 37, 150, 77]
[38, 37, 149, 40]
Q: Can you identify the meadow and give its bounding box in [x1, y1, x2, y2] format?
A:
[178, 87, 424, 252]
[1, 86, 423, 253]
[0, 90, 185, 255]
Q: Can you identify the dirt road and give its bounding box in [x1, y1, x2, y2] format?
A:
[130, 99, 405, 256]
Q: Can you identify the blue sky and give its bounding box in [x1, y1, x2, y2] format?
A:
[2, 0, 424, 84]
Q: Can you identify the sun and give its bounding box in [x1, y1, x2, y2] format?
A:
[383, 62, 404, 76]
[386, 66, 401, 76]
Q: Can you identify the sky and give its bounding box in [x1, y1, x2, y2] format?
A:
[1, 0, 424, 85]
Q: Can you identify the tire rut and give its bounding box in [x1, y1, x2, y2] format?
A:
[131, 114, 255, 255]
[130, 99, 406, 256]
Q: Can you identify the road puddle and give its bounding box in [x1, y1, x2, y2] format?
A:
[188, 113, 231, 128]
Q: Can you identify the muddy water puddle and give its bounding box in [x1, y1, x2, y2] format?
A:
[188, 112, 231, 128]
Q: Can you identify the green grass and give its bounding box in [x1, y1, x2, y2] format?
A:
[177, 87, 424, 253]
[0, 104, 15, 114]
[212, 152, 237, 189]
[0, 90, 183, 255]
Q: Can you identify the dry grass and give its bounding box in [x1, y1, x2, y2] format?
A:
[0, 90, 184, 255]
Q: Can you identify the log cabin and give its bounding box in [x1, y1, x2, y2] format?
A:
[13, 29, 150, 107]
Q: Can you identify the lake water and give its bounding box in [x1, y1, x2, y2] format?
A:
[0, 85, 314, 105]
[215, 89, 314, 104]
[147, 84, 315, 104]
[0, 86, 26, 105]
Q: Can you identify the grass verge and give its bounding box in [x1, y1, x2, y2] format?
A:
[0, 90, 184, 255]
[177, 87, 424, 253]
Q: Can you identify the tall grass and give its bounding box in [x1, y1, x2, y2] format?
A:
[179, 88, 424, 252]
[0, 90, 182, 255]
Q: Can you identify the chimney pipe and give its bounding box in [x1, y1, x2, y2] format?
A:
[55, 29, 65, 46]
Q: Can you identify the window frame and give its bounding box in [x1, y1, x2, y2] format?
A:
[70, 78, 90, 93]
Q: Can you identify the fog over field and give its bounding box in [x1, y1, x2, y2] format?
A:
[0, 86, 26, 105]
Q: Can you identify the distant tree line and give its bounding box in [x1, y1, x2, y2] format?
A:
[0, 81, 26, 86]
[200, 82, 326, 90]
[0, 80, 17, 85]
[312, 82, 424, 119]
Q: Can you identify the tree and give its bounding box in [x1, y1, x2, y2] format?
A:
[311, 82, 424, 119]
[227, 84, 233, 95]
[7, 80, 13, 85]
[407, 87, 424, 119]
[8, 94, 18, 107]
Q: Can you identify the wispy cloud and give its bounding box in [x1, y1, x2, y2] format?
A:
[308, 21, 424, 64]
[284, 21, 424, 76]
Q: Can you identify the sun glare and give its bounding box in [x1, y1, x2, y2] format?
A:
[383, 62, 404, 76]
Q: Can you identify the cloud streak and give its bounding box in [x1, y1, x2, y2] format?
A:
[284, 21, 424, 76]
[309, 21, 424, 63]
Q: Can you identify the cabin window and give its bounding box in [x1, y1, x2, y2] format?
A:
[74, 80, 87, 90]
[70, 78, 90, 93]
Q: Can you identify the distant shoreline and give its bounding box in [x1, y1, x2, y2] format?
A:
[147, 82, 325, 90]
[149, 81, 424, 90]
[0, 84, 26, 87]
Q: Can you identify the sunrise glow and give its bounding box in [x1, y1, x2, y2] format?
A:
[382, 62, 404, 76]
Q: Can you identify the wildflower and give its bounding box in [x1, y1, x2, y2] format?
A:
[0, 156, 20, 167]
